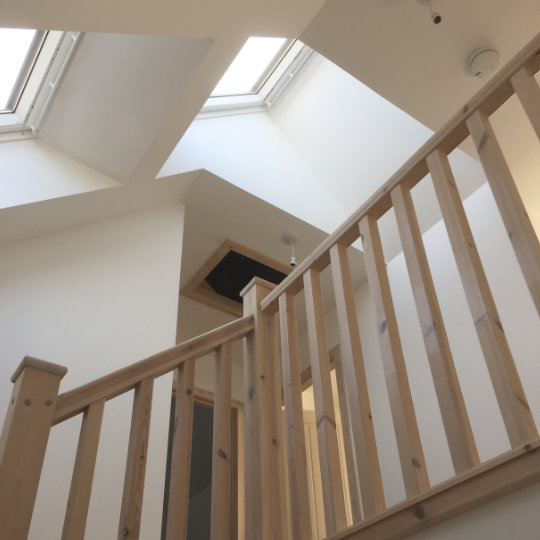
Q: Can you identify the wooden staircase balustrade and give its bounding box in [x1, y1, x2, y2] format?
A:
[359, 214, 429, 498]
[166, 358, 196, 540]
[0, 318, 253, 540]
[304, 269, 348, 534]
[2, 29, 540, 540]
[62, 399, 105, 540]
[390, 183, 479, 475]
[279, 292, 314, 540]
[211, 343, 233, 540]
[241, 278, 288, 540]
[0, 357, 67, 540]
[329, 243, 385, 520]
[427, 147, 538, 448]
[118, 378, 154, 540]
[261, 28, 540, 540]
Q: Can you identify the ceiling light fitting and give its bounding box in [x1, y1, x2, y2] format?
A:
[282, 234, 298, 267]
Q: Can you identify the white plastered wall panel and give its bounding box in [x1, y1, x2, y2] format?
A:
[0, 203, 185, 540]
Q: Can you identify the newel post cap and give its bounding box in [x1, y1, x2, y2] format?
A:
[239, 277, 277, 298]
[11, 356, 68, 383]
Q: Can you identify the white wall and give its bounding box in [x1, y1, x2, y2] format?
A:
[0, 138, 118, 209]
[270, 55, 430, 215]
[0, 203, 185, 540]
[299, 181, 540, 511]
[157, 111, 346, 234]
[177, 296, 244, 402]
[406, 481, 540, 540]
[270, 56, 484, 215]
[268, 54, 494, 262]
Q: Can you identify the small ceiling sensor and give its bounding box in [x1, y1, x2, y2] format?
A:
[282, 234, 298, 267]
[417, 0, 442, 25]
[467, 47, 500, 78]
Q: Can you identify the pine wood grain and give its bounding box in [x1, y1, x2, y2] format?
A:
[391, 184, 479, 474]
[62, 400, 105, 540]
[304, 268, 348, 534]
[330, 243, 385, 519]
[428, 148, 537, 447]
[279, 292, 313, 540]
[118, 379, 154, 540]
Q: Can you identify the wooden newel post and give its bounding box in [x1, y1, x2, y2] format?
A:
[0, 356, 67, 540]
[241, 278, 287, 540]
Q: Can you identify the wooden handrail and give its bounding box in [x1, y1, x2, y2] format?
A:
[260, 31, 540, 315]
[53, 315, 254, 424]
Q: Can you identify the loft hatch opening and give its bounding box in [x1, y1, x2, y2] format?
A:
[181, 239, 291, 317]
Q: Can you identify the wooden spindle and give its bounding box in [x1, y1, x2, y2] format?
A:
[237, 406, 246, 540]
[511, 67, 540, 141]
[330, 345, 356, 526]
[278, 292, 313, 540]
[241, 277, 286, 540]
[303, 269, 348, 533]
[62, 400, 105, 540]
[467, 109, 540, 318]
[118, 378, 154, 540]
[166, 358, 196, 540]
[0, 357, 67, 540]
[211, 343, 233, 540]
[274, 317, 291, 539]
[428, 147, 538, 447]
[330, 243, 385, 519]
[359, 215, 430, 496]
[391, 183, 479, 474]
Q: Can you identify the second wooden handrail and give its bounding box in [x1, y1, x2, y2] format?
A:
[260, 31, 540, 314]
[53, 315, 254, 424]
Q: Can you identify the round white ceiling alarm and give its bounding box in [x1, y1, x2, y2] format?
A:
[467, 47, 500, 78]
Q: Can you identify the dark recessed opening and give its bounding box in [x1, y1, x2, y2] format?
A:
[205, 250, 287, 303]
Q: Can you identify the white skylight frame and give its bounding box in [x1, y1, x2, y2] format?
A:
[200, 39, 314, 116]
[0, 30, 82, 142]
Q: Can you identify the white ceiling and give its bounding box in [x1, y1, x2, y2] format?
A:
[180, 170, 366, 288]
[178, 171, 366, 340]
[14, 0, 537, 201]
[0, 171, 198, 245]
[302, 0, 540, 132]
[0, 0, 325, 40]
[1, 0, 539, 328]
[39, 33, 212, 180]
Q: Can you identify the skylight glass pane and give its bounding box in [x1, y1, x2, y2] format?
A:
[212, 37, 288, 96]
[0, 28, 37, 111]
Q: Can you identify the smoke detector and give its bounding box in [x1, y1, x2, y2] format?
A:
[467, 47, 500, 79]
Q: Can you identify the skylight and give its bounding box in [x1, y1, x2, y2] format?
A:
[212, 37, 289, 96]
[0, 29, 81, 141]
[202, 39, 313, 114]
[0, 28, 42, 112]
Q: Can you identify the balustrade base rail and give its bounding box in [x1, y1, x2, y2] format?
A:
[327, 440, 540, 540]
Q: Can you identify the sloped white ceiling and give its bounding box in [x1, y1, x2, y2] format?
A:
[302, 0, 540, 131]
[39, 33, 212, 180]
[0, 171, 198, 245]
[0, 0, 325, 41]
[2, 0, 539, 258]
[178, 171, 366, 339]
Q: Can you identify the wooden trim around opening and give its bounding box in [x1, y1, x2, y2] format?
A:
[181, 239, 292, 317]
